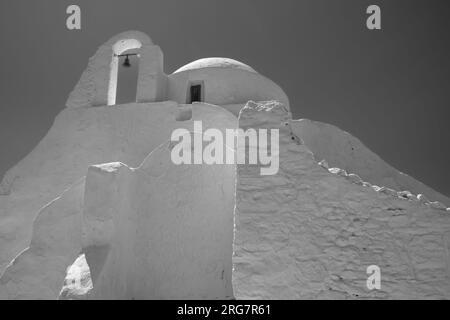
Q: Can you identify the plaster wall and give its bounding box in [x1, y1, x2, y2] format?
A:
[84, 144, 235, 299]
[167, 68, 289, 109]
[66, 31, 166, 108]
[290, 119, 450, 206]
[0, 102, 237, 299]
[233, 101, 450, 299]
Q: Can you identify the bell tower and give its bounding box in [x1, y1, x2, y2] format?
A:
[66, 31, 167, 108]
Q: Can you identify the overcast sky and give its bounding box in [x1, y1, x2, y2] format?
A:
[0, 0, 449, 196]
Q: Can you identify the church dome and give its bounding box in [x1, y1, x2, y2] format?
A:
[173, 57, 257, 74]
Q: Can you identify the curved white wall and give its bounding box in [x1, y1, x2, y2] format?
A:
[167, 68, 290, 110]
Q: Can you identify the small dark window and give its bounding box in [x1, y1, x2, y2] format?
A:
[189, 84, 202, 103]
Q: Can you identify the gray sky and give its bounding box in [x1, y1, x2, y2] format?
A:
[0, 0, 449, 196]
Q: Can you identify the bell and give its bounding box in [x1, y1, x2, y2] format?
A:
[122, 55, 131, 67]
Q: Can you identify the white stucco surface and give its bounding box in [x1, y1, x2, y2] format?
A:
[173, 57, 257, 74]
[83, 146, 235, 299]
[290, 119, 450, 206]
[0, 179, 84, 299]
[1, 99, 449, 299]
[66, 30, 166, 108]
[168, 68, 289, 109]
[219, 103, 247, 117]
[233, 101, 450, 299]
[1, 30, 449, 299]
[0, 102, 236, 299]
[0, 101, 237, 277]
[65, 31, 289, 110]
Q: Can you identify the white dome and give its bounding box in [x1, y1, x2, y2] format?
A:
[173, 57, 257, 74]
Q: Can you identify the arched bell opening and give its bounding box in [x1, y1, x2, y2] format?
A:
[108, 38, 142, 106]
[115, 49, 140, 105]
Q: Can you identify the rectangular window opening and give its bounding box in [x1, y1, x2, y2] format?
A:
[188, 82, 204, 104]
